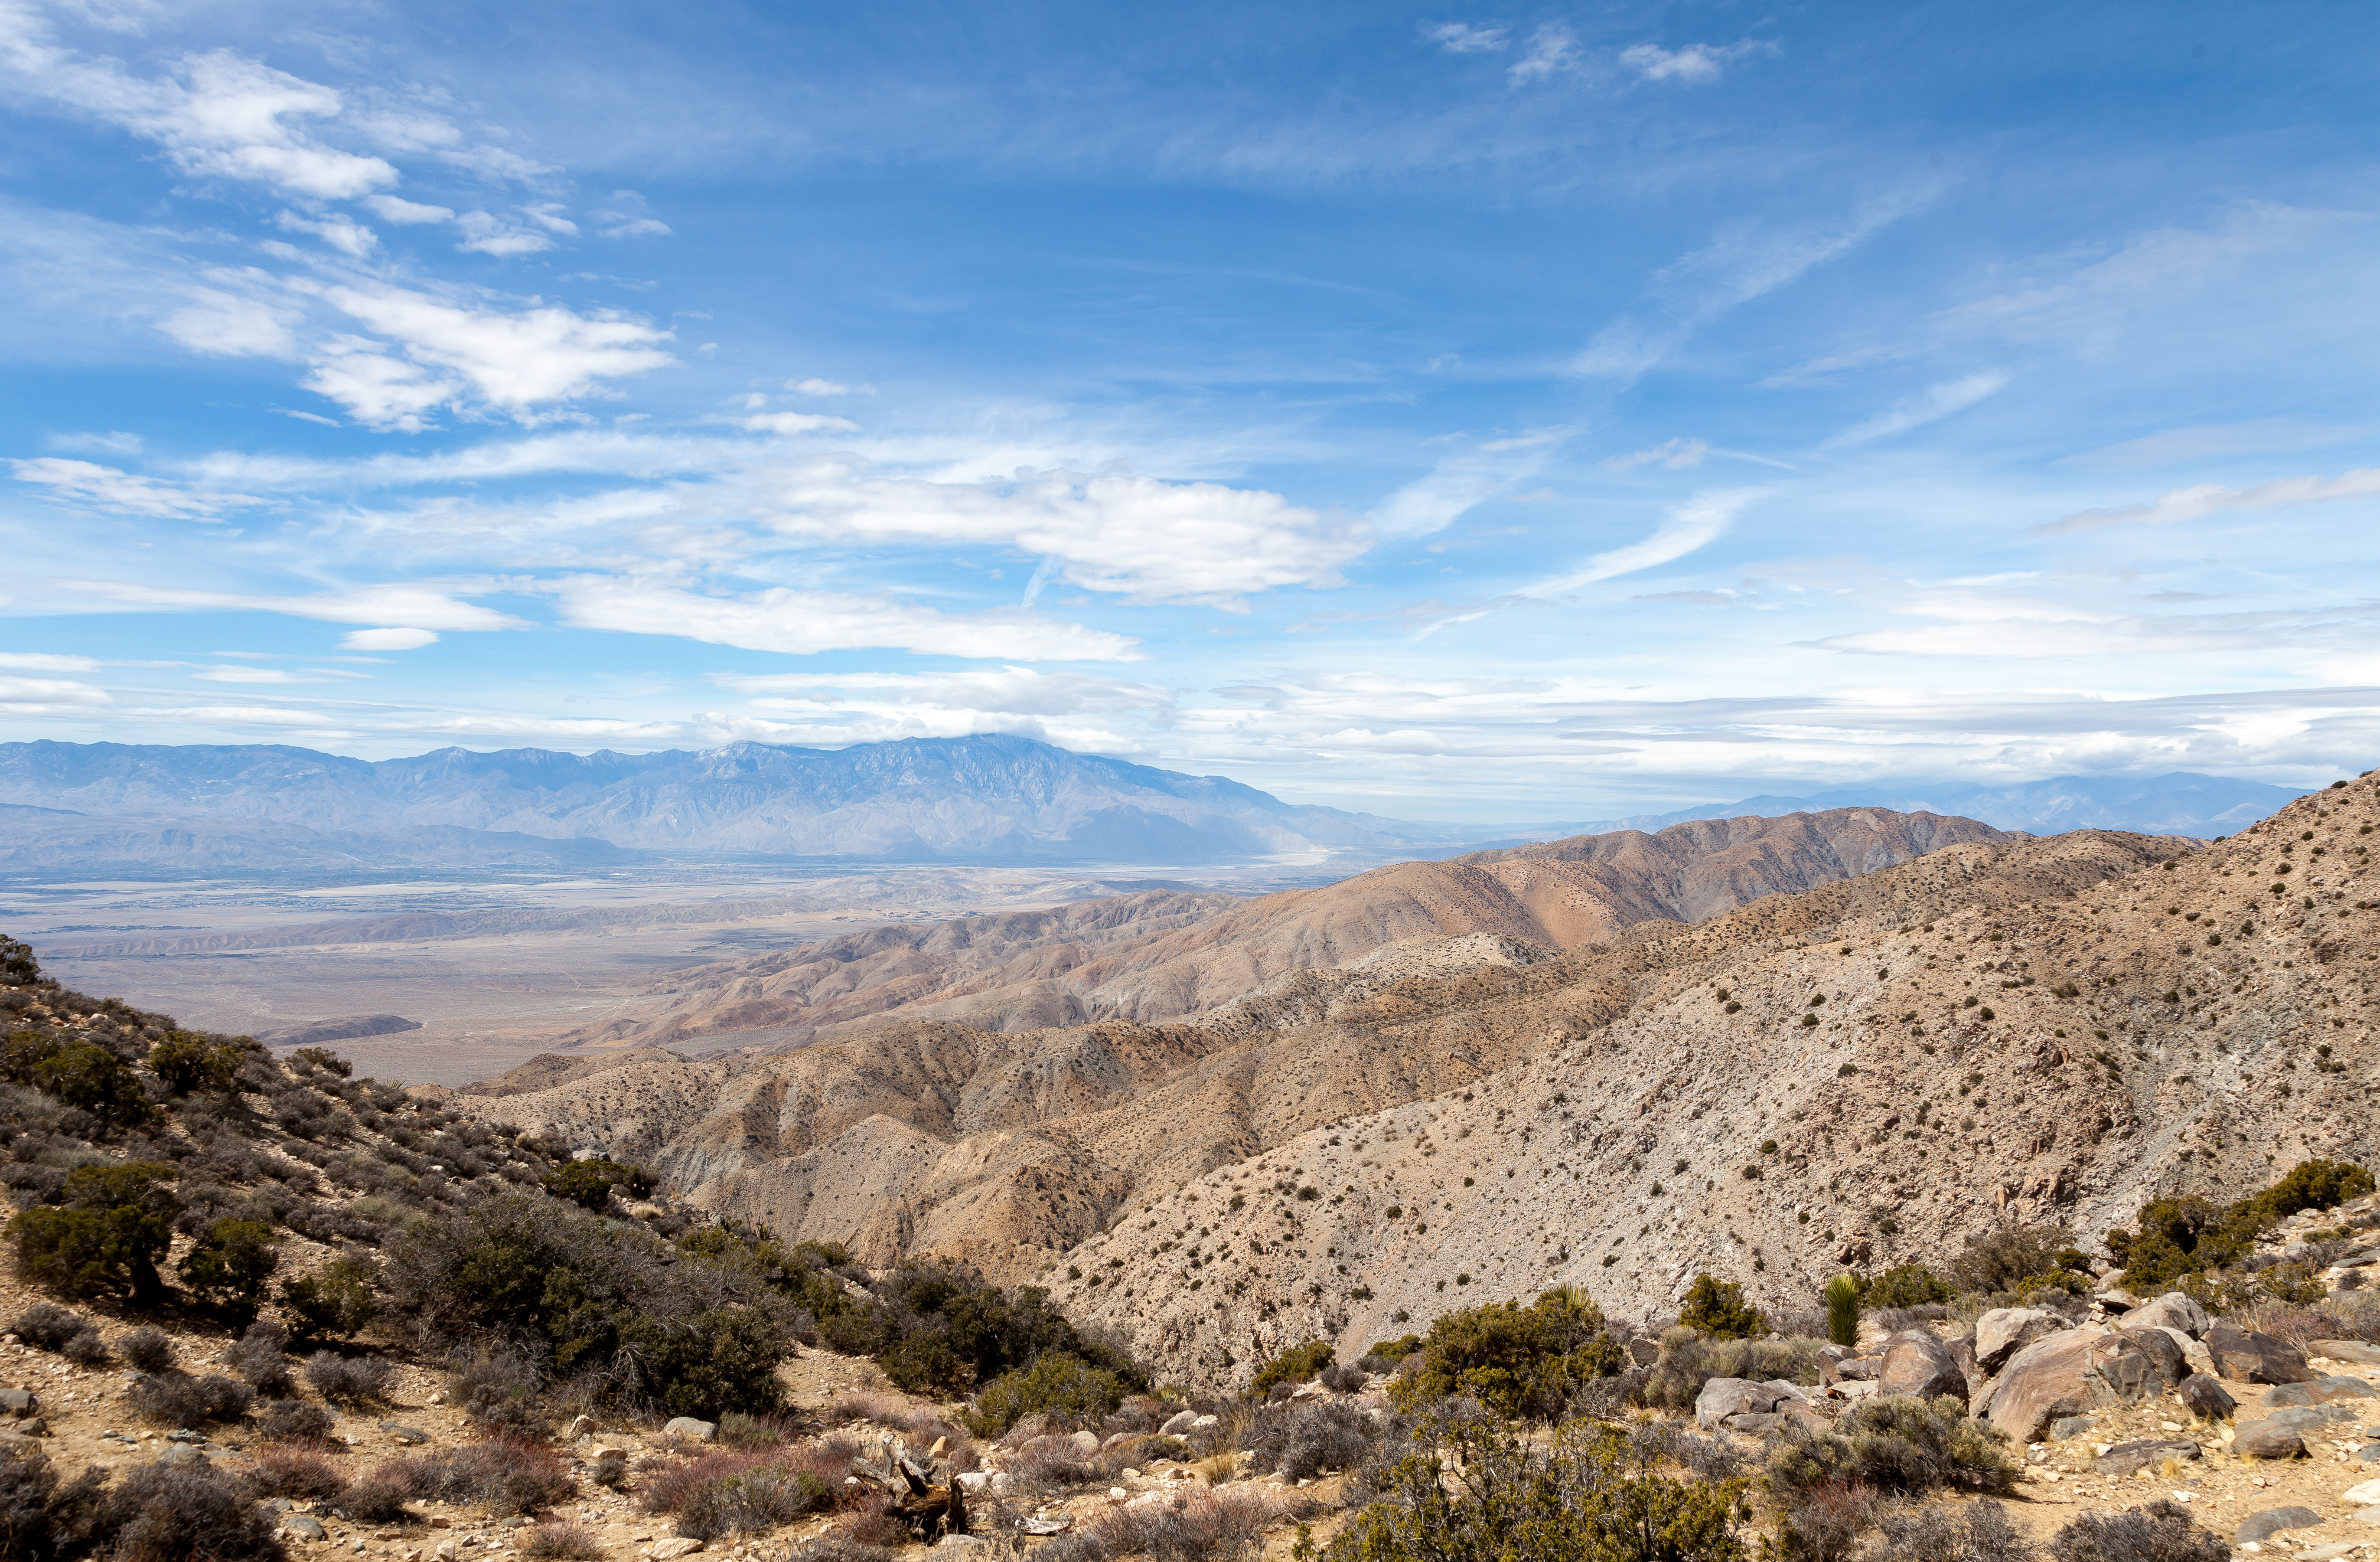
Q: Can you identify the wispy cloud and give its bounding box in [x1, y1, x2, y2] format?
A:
[6, 457, 257, 519]
[1532, 487, 1767, 594]
[52, 579, 528, 631]
[1423, 22, 1506, 54]
[553, 577, 1142, 661]
[1507, 25, 1579, 82]
[1370, 428, 1565, 539]
[1618, 40, 1774, 84]
[2034, 467, 2380, 536]
[1820, 371, 2008, 448]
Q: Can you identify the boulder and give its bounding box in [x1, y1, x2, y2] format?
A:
[2204, 1321, 2315, 1384]
[1981, 1328, 2180, 1443]
[663, 1418, 717, 1442]
[155, 1444, 206, 1469]
[1070, 1429, 1101, 1455]
[2313, 1341, 2380, 1366]
[2261, 1375, 2380, 1408]
[1878, 1330, 1967, 1402]
[2178, 1376, 2237, 1422]
[2047, 1415, 2099, 1441]
[2095, 1438, 2200, 1477]
[1695, 1377, 1798, 1432]
[2345, 1477, 2380, 1506]
[955, 1471, 991, 1495]
[2140, 1324, 2216, 1377]
[2116, 1327, 2189, 1389]
[2094, 1288, 2138, 1312]
[1833, 1356, 1880, 1382]
[2124, 1292, 2210, 1339]
[0, 1391, 35, 1418]
[284, 1516, 327, 1541]
[1158, 1411, 1199, 1437]
[1975, 1308, 2063, 1373]
[2237, 1506, 2325, 1544]
[2233, 1418, 2309, 1460]
[379, 1421, 431, 1445]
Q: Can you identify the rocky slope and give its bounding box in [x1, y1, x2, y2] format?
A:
[1057, 780, 2380, 1389]
[552, 807, 2004, 1049]
[463, 808, 2014, 1284]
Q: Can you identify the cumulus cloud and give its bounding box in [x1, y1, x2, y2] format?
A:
[1821, 371, 2008, 448]
[453, 210, 555, 256]
[340, 627, 440, 650]
[1508, 24, 1580, 81]
[301, 284, 675, 428]
[364, 194, 455, 225]
[57, 578, 526, 630]
[2034, 466, 2380, 536]
[160, 284, 299, 356]
[1620, 40, 1772, 83]
[1424, 22, 1507, 53]
[1533, 488, 1765, 593]
[786, 377, 849, 396]
[6, 457, 255, 518]
[552, 576, 1142, 660]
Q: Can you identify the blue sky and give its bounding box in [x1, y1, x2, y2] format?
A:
[3, 0, 2378, 821]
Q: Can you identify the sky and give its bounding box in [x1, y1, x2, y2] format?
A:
[3, 0, 2379, 822]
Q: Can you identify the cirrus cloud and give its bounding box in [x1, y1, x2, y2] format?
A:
[553, 576, 1141, 661]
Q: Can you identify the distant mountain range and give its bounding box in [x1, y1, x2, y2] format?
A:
[0, 737, 2315, 876]
[0, 736, 1475, 873]
[1554, 771, 2309, 839]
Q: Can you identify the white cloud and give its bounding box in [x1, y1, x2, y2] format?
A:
[1619, 40, 1771, 83]
[275, 209, 377, 257]
[1532, 487, 1766, 593]
[741, 412, 861, 436]
[0, 676, 109, 708]
[1821, 371, 2009, 448]
[364, 194, 455, 225]
[603, 218, 670, 239]
[521, 203, 579, 236]
[2036, 466, 2380, 536]
[1507, 24, 1579, 82]
[6, 457, 254, 518]
[44, 430, 142, 455]
[340, 627, 440, 650]
[55, 579, 527, 630]
[0, 652, 96, 671]
[1574, 195, 1932, 384]
[721, 666, 1176, 721]
[553, 576, 1143, 661]
[752, 464, 1368, 609]
[1605, 437, 1710, 471]
[787, 377, 849, 396]
[160, 284, 298, 356]
[1370, 429, 1565, 539]
[308, 284, 675, 427]
[1425, 22, 1507, 53]
[453, 210, 554, 256]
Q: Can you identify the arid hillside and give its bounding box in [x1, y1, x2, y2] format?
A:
[466, 808, 2031, 1286]
[1060, 778, 2380, 1389]
[549, 807, 2005, 1050]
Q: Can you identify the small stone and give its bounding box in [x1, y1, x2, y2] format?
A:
[1071, 1430, 1101, 1455]
[2179, 1376, 2238, 1422]
[1107, 1487, 1127, 1500]
[663, 1418, 717, 1442]
[379, 1422, 432, 1445]
[286, 1516, 329, 1541]
[567, 1416, 594, 1438]
[2234, 1419, 2308, 1461]
[0, 1390, 35, 1418]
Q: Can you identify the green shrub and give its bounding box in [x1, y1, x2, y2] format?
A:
[1767, 1393, 2017, 1498]
[965, 1351, 1126, 1436]
[542, 1158, 657, 1209]
[0, 1031, 153, 1127]
[1364, 1335, 1422, 1363]
[1860, 1263, 1953, 1309]
[148, 1033, 257, 1096]
[1307, 1409, 1744, 1562]
[10, 1163, 180, 1304]
[1952, 1223, 2082, 1296]
[281, 1257, 378, 1342]
[178, 1218, 280, 1320]
[826, 1259, 1135, 1397]
[1388, 1288, 1625, 1420]
[1824, 1274, 1861, 1349]
[1641, 1332, 1827, 1412]
[1250, 1340, 1337, 1398]
[1679, 1274, 1765, 1340]
[289, 1047, 353, 1077]
[2108, 1160, 2374, 1288]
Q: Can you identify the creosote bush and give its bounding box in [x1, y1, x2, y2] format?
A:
[129, 1372, 253, 1428]
[306, 1352, 393, 1406]
[1387, 1288, 1625, 1421]
[967, 1352, 1126, 1437]
[2106, 1159, 2374, 1287]
[1767, 1394, 2017, 1501]
[1247, 1340, 1335, 1399]
[120, 1327, 176, 1374]
[2045, 1499, 2227, 1562]
[1678, 1274, 1766, 1340]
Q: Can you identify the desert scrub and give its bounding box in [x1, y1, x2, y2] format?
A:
[2106, 1158, 2374, 1287]
[1247, 1340, 1336, 1399]
[1678, 1274, 1766, 1340]
[1306, 1408, 1743, 1562]
[1388, 1288, 1625, 1421]
[967, 1351, 1126, 1436]
[1640, 1330, 1828, 1412]
[1238, 1401, 1382, 1482]
[2046, 1497, 2227, 1562]
[1042, 1484, 1276, 1562]
[1767, 1393, 2017, 1500]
